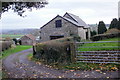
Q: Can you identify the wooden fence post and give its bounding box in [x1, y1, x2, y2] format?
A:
[70, 42, 76, 63]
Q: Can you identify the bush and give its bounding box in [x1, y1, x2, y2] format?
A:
[70, 33, 81, 42]
[91, 30, 97, 37]
[0, 41, 13, 52]
[33, 37, 75, 64]
[91, 33, 120, 41]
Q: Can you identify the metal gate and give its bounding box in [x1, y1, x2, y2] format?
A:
[75, 41, 120, 64]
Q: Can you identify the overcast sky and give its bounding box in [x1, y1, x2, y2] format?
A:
[0, 0, 119, 30]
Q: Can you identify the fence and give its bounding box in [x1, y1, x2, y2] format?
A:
[75, 41, 120, 64]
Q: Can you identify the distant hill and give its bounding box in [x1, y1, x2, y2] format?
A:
[88, 24, 110, 27]
[1, 29, 40, 36]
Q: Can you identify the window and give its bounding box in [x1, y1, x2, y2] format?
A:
[55, 20, 62, 28]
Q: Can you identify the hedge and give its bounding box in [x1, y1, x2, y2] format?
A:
[0, 41, 13, 52]
[91, 33, 120, 41]
[33, 37, 76, 64]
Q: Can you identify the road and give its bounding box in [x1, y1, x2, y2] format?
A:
[2, 48, 120, 78]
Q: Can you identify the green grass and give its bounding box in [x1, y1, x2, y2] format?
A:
[64, 62, 120, 71]
[1, 34, 23, 38]
[0, 45, 32, 59]
[78, 38, 120, 51]
[100, 37, 119, 41]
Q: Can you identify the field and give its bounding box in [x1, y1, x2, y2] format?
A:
[78, 38, 120, 51]
[1, 34, 23, 38]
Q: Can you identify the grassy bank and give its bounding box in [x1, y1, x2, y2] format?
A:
[78, 38, 120, 51]
[0, 45, 32, 59]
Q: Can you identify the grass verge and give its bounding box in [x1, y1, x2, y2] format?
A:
[64, 62, 120, 71]
[0, 45, 32, 59]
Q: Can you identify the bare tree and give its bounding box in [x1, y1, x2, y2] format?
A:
[0, 0, 48, 18]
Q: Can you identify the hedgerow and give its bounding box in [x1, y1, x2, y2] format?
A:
[91, 33, 120, 41]
[33, 37, 75, 64]
[0, 41, 13, 52]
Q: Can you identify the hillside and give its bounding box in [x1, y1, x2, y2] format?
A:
[1, 29, 40, 36]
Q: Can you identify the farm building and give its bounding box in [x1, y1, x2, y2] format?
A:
[39, 12, 90, 42]
[20, 34, 35, 45]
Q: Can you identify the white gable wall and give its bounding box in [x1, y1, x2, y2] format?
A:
[78, 27, 87, 40]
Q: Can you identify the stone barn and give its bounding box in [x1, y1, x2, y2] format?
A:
[40, 12, 91, 42]
[20, 34, 35, 45]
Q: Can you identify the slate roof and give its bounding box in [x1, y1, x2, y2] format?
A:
[64, 17, 81, 27]
[21, 34, 35, 40]
[63, 12, 88, 28]
[41, 12, 88, 29]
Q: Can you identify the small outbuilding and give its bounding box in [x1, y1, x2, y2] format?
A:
[20, 34, 35, 45]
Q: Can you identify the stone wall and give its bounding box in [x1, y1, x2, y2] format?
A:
[78, 27, 87, 40]
[21, 36, 33, 45]
[40, 16, 79, 42]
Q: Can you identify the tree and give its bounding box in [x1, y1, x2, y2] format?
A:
[117, 18, 120, 30]
[98, 21, 107, 34]
[109, 18, 118, 29]
[0, 0, 48, 17]
[91, 30, 97, 36]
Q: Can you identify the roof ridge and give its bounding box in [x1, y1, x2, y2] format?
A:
[63, 12, 78, 23]
[25, 34, 35, 40]
[63, 12, 88, 28]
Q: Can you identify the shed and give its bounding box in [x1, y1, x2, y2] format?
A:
[20, 34, 35, 45]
